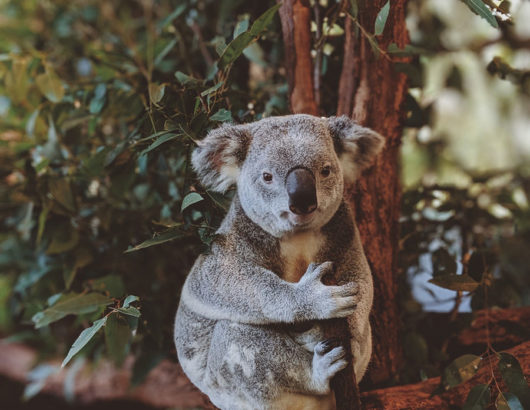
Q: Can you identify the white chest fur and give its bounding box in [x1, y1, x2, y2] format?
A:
[280, 231, 324, 283]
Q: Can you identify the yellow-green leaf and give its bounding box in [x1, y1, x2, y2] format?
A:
[36, 68, 65, 103]
[443, 354, 482, 388]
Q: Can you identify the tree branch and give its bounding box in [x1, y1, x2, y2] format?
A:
[361, 340, 530, 409]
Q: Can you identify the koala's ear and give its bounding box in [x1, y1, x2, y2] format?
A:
[191, 123, 251, 192]
[329, 116, 385, 182]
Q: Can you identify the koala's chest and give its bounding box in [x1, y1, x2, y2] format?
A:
[279, 232, 325, 283]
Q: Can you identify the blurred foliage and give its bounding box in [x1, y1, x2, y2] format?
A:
[0, 0, 287, 389]
[0, 0, 529, 406]
[396, 0, 530, 404]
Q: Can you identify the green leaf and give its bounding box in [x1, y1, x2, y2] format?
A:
[36, 203, 50, 245]
[48, 178, 76, 212]
[210, 108, 233, 122]
[157, 4, 186, 30]
[429, 274, 480, 292]
[462, 0, 499, 28]
[233, 18, 250, 38]
[26, 109, 40, 137]
[387, 43, 428, 56]
[124, 228, 185, 253]
[105, 313, 130, 366]
[148, 83, 165, 104]
[174, 71, 202, 87]
[248, 3, 281, 36]
[62, 317, 107, 367]
[88, 274, 126, 298]
[32, 292, 112, 328]
[442, 354, 482, 389]
[123, 295, 139, 308]
[496, 392, 524, 410]
[462, 384, 490, 410]
[114, 307, 141, 317]
[181, 192, 204, 211]
[200, 81, 223, 97]
[46, 224, 80, 255]
[374, 0, 390, 36]
[36, 68, 65, 103]
[154, 38, 177, 67]
[218, 3, 281, 69]
[498, 353, 530, 408]
[139, 133, 179, 157]
[89, 84, 106, 114]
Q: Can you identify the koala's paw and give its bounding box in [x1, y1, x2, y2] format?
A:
[297, 262, 359, 320]
[311, 340, 348, 394]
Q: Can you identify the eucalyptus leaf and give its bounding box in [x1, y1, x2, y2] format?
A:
[200, 82, 223, 97]
[496, 392, 524, 410]
[123, 295, 139, 308]
[181, 192, 204, 211]
[442, 354, 482, 388]
[105, 313, 130, 366]
[32, 292, 112, 328]
[124, 228, 186, 253]
[62, 317, 107, 367]
[114, 307, 141, 317]
[218, 3, 281, 69]
[498, 353, 530, 408]
[462, 0, 499, 28]
[429, 274, 479, 292]
[462, 384, 490, 410]
[140, 133, 179, 157]
[48, 178, 76, 212]
[36, 69, 65, 103]
[374, 0, 390, 36]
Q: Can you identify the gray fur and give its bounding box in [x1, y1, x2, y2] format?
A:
[175, 114, 384, 410]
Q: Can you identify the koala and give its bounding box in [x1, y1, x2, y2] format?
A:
[174, 114, 384, 410]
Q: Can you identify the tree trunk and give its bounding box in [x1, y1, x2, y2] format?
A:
[279, 0, 410, 401]
[337, 0, 409, 387]
[278, 0, 318, 115]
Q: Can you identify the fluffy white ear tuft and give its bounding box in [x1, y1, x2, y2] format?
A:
[328, 116, 385, 183]
[191, 123, 251, 192]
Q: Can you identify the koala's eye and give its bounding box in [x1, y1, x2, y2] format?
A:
[321, 166, 331, 178]
[263, 172, 273, 183]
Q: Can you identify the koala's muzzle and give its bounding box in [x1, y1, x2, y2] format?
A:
[286, 167, 317, 215]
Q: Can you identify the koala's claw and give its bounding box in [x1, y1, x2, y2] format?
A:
[303, 261, 333, 282]
[296, 261, 359, 320]
[315, 338, 342, 355]
[312, 345, 348, 393]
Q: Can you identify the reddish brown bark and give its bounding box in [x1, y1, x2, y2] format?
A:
[338, 0, 410, 386]
[361, 340, 530, 409]
[278, 0, 318, 115]
[279, 0, 410, 405]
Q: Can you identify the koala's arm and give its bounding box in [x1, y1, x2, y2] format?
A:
[180, 253, 358, 325]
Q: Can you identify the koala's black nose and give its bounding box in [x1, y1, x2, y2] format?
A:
[286, 167, 317, 215]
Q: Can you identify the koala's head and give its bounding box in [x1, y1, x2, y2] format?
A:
[192, 114, 384, 238]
